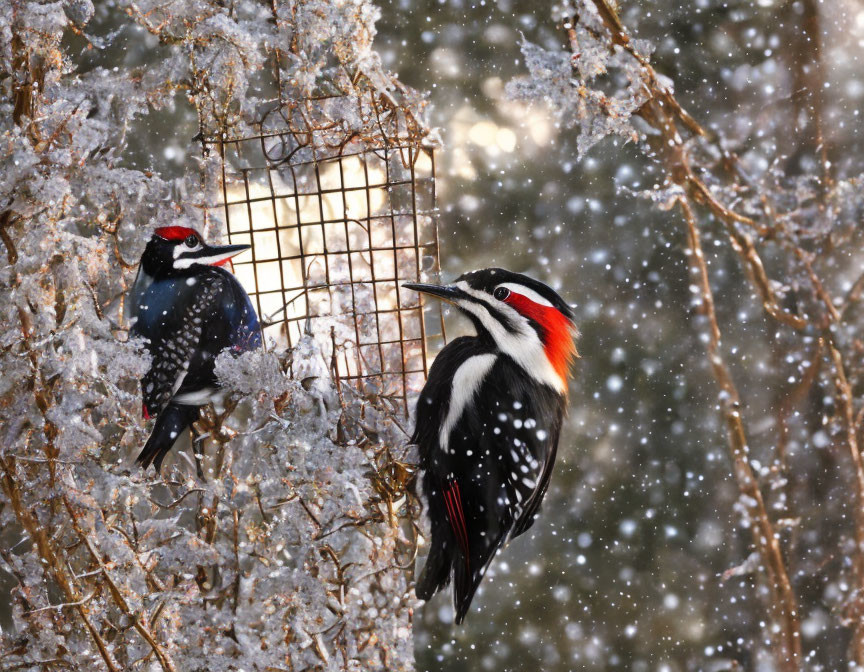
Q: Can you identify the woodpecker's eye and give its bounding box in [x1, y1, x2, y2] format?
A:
[184, 234, 199, 248]
[493, 286, 510, 301]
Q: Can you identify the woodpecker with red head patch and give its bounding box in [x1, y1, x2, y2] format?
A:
[405, 268, 578, 624]
[127, 226, 261, 472]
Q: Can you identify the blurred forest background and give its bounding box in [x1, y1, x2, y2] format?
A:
[3, 0, 864, 670]
[373, 0, 864, 670]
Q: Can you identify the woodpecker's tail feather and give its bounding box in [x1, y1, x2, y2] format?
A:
[415, 540, 479, 625]
[453, 557, 478, 625]
[415, 539, 451, 603]
[136, 403, 199, 472]
[454, 527, 511, 624]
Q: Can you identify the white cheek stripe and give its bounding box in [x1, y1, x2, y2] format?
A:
[440, 353, 498, 454]
[174, 252, 233, 269]
[173, 243, 201, 259]
[497, 282, 554, 308]
[454, 282, 566, 393]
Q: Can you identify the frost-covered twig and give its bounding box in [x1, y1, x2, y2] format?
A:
[678, 195, 802, 667]
[512, 0, 864, 666]
[0, 2, 424, 670]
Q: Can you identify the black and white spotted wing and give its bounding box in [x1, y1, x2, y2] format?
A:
[414, 336, 565, 623]
[131, 264, 262, 418]
[136, 272, 226, 416]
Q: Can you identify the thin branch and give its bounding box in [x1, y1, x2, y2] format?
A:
[825, 337, 864, 657]
[679, 196, 802, 669]
[0, 459, 121, 672]
[62, 497, 178, 672]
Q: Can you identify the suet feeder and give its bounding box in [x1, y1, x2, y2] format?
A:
[201, 88, 444, 415]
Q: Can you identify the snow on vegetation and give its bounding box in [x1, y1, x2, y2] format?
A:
[0, 1, 421, 670]
[504, 0, 864, 669]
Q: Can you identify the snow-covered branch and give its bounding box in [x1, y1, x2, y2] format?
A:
[0, 2, 423, 670]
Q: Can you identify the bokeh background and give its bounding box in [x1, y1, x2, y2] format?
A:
[27, 0, 864, 669]
[374, 1, 864, 670]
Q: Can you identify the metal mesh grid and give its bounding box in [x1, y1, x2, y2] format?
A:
[201, 100, 444, 414]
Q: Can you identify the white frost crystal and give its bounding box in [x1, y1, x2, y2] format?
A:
[507, 1, 649, 157]
[0, 1, 422, 670]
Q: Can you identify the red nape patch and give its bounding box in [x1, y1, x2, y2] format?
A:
[154, 226, 199, 241]
[443, 481, 470, 571]
[504, 292, 578, 388]
[142, 403, 151, 420]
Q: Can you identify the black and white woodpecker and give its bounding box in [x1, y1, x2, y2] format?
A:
[127, 226, 262, 472]
[405, 268, 578, 624]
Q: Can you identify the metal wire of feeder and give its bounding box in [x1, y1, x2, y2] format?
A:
[201, 92, 445, 416]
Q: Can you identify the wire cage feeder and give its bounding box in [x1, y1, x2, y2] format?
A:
[201, 92, 443, 415]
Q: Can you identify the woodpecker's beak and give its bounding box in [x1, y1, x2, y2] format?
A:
[403, 283, 463, 304]
[207, 243, 251, 267]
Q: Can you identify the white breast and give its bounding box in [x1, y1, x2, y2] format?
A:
[439, 353, 498, 454]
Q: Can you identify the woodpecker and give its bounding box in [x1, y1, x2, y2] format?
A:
[127, 226, 261, 472]
[405, 268, 578, 624]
